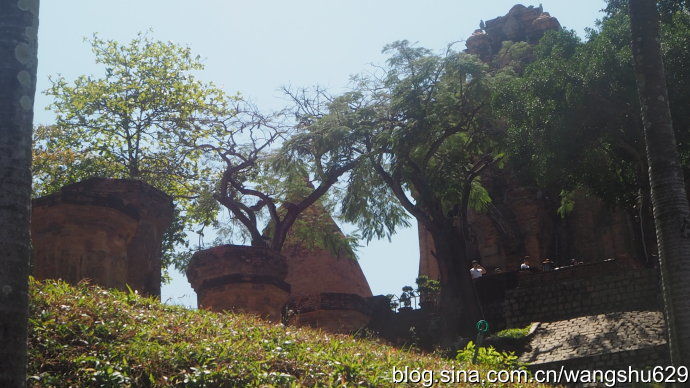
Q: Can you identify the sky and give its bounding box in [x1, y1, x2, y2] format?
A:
[34, 1, 607, 307]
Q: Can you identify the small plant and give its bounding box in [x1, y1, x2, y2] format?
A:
[494, 325, 531, 339]
[416, 276, 441, 310]
[385, 294, 399, 311]
[399, 286, 415, 309]
[415, 276, 440, 293]
[456, 341, 525, 370]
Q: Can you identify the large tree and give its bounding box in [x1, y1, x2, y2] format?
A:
[37, 33, 233, 268]
[629, 0, 690, 367]
[320, 41, 500, 340]
[0, 0, 40, 386]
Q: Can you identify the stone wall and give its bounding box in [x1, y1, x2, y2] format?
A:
[475, 260, 662, 330]
[32, 178, 174, 297]
[531, 345, 670, 375]
[288, 293, 371, 333]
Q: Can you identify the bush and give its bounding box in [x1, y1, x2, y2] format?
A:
[455, 341, 525, 371]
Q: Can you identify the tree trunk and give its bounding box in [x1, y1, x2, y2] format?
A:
[635, 162, 657, 266]
[432, 226, 482, 342]
[0, 1, 40, 386]
[630, 0, 690, 367]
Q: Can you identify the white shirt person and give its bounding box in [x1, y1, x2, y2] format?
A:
[470, 260, 486, 279]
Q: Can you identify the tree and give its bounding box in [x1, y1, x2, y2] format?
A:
[495, 5, 690, 264]
[494, 26, 657, 260]
[0, 0, 40, 386]
[327, 41, 500, 339]
[629, 0, 690, 367]
[174, 98, 362, 269]
[37, 33, 233, 268]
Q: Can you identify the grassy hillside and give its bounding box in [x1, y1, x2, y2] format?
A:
[27, 279, 542, 387]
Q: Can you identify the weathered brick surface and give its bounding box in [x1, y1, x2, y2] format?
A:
[32, 204, 137, 289]
[283, 243, 372, 299]
[288, 293, 371, 333]
[419, 189, 640, 284]
[197, 282, 290, 322]
[186, 245, 291, 322]
[32, 178, 174, 296]
[283, 204, 373, 332]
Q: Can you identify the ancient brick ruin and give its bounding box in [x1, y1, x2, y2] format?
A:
[27, 7, 670, 373]
[414, 4, 668, 370]
[420, 4, 641, 277]
[185, 203, 373, 332]
[31, 178, 174, 297]
[418, 187, 640, 278]
[282, 204, 373, 333]
[186, 245, 291, 322]
[466, 3, 560, 62]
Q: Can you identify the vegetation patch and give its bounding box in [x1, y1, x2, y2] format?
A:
[493, 326, 532, 340]
[28, 279, 546, 387]
[482, 325, 534, 356]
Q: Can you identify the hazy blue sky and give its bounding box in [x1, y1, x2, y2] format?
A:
[34, 1, 607, 307]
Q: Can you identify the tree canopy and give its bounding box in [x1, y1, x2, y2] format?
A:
[35, 33, 235, 269]
[332, 41, 501, 241]
[301, 40, 504, 337]
[494, 5, 690, 212]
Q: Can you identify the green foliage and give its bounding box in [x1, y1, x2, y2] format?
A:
[36, 32, 234, 269]
[184, 96, 366, 262]
[340, 157, 412, 243]
[494, 41, 535, 72]
[41, 32, 230, 186]
[556, 190, 576, 219]
[493, 326, 531, 340]
[495, 7, 690, 214]
[415, 276, 441, 294]
[282, 202, 361, 260]
[27, 279, 544, 387]
[323, 40, 503, 242]
[455, 342, 525, 371]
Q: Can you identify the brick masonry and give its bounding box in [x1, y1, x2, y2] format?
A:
[282, 203, 373, 332]
[186, 244, 291, 322]
[474, 260, 662, 330]
[474, 260, 669, 372]
[32, 178, 174, 297]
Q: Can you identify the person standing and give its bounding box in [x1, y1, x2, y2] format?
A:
[470, 260, 487, 279]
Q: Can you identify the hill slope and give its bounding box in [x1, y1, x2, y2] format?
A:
[27, 279, 540, 387]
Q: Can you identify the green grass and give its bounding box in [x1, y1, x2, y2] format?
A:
[28, 279, 546, 387]
[493, 326, 532, 340]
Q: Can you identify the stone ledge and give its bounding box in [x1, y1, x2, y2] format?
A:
[199, 273, 291, 293]
[288, 292, 370, 316]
